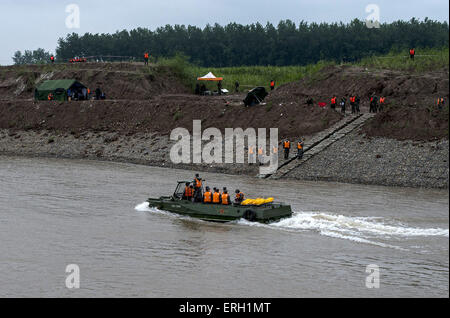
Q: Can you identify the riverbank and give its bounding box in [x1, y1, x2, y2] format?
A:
[1, 128, 448, 189]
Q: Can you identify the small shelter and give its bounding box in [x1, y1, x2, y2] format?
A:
[35, 79, 87, 101]
[197, 72, 223, 81]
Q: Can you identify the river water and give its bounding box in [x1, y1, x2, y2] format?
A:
[0, 156, 448, 297]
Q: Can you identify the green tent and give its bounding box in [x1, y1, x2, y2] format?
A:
[35, 79, 87, 101]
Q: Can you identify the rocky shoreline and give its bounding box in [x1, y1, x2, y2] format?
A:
[0, 128, 448, 189]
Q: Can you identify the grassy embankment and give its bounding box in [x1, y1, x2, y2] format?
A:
[156, 47, 449, 92]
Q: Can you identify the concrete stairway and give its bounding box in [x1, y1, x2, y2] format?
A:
[261, 113, 376, 179]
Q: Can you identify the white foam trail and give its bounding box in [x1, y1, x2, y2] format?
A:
[135, 202, 151, 212]
[264, 212, 449, 238]
[136, 202, 448, 248]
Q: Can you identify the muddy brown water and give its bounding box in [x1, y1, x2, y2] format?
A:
[0, 156, 448, 297]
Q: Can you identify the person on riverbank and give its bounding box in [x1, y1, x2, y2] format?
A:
[355, 96, 361, 114]
[379, 97, 386, 112]
[235, 81, 240, 93]
[340, 97, 346, 114]
[270, 80, 275, 91]
[437, 97, 445, 110]
[283, 140, 291, 159]
[258, 146, 264, 165]
[144, 52, 149, 65]
[409, 48, 415, 60]
[331, 96, 337, 110]
[350, 96, 356, 114]
[297, 139, 304, 160]
[248, 146, 255, 165]
[218, 81, 223, 95]
[370, 95, 378, 113]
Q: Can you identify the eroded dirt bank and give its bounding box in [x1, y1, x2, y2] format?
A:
[0, 63, 448, 188]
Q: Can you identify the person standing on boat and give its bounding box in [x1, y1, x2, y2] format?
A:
[193, 174, 203, 202]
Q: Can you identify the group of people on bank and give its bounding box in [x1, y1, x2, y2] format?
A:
[183, 174, 245, 205]
[330, 95, 387, 114]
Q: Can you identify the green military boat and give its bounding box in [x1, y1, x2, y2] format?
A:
[147, 181, 293, 223]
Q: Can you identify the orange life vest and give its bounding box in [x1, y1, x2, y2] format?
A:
[195, 178, 202, 188]
[273, 146, 278, 154]
[185, 186, 193, 197]
[48, 93, 53, 100]
[258, 148, 263, 155]
[437, 98, 444, 105]
[249, 147, 255, 154]
[350, 97, 356, 103]
[222, 193, 230, 205]
[380, 97, 386, 104]
[331, 97, 337, 104]
[283, 141, 290, 149]
[144, 53, 149, 59]
[213, 192, 220, 203]
[270, 81, 275, 87]
[410, 49, 415, 55]
[50, 56, 54, 61]
[297, 142, 303, 150]
[204, 191, 212, 203]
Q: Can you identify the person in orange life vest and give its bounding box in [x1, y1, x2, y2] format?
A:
[272, 145, 278, 162]
[409, 48, 415, 60]
[349, 96, 357, 114]
[193, 174, 203, 202]
[221, 190, 231, 205]
[203, 187, 212, 204]
[331, 96, 337, 110]
[144, 52, 149, 65]
[258, 146, 264, 165]
[437, 97, 445, 110]
[212, 188, 221, 204]
[183, 182, 194, 201]
[248, 146, 256, 165]
[283, 140, 291, 159]
[270, 80, 275, 91]
[235, 190, 245, 204]
[50, 55, 55, 64]
[48, 93, 54, 100]
[379, 97, 386, 112]
[297, 139, 304, 159]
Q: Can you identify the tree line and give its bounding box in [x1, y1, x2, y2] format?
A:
[15, 18, 450, 67]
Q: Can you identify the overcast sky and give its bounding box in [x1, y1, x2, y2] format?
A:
[0, 0, 448, 65]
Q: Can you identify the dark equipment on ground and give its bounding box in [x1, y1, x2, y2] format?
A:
[243, 87, 268, 106]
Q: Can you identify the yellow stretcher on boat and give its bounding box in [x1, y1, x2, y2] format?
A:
[241, 198, 274, 206]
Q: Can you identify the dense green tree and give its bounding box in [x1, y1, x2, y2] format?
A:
[53, 18, 448, 67]
[13, 48, 53, 65]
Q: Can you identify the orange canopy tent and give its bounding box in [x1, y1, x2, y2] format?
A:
[197, 72, 223, 81]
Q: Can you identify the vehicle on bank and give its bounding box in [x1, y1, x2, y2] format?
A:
[147, 181, 293, 223]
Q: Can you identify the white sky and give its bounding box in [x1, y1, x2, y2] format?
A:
[0, 0, 448, 65]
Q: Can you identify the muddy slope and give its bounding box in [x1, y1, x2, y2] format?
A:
[268, 65, 449, 141]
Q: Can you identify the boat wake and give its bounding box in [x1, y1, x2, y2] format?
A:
[135, 202, 449, 248]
